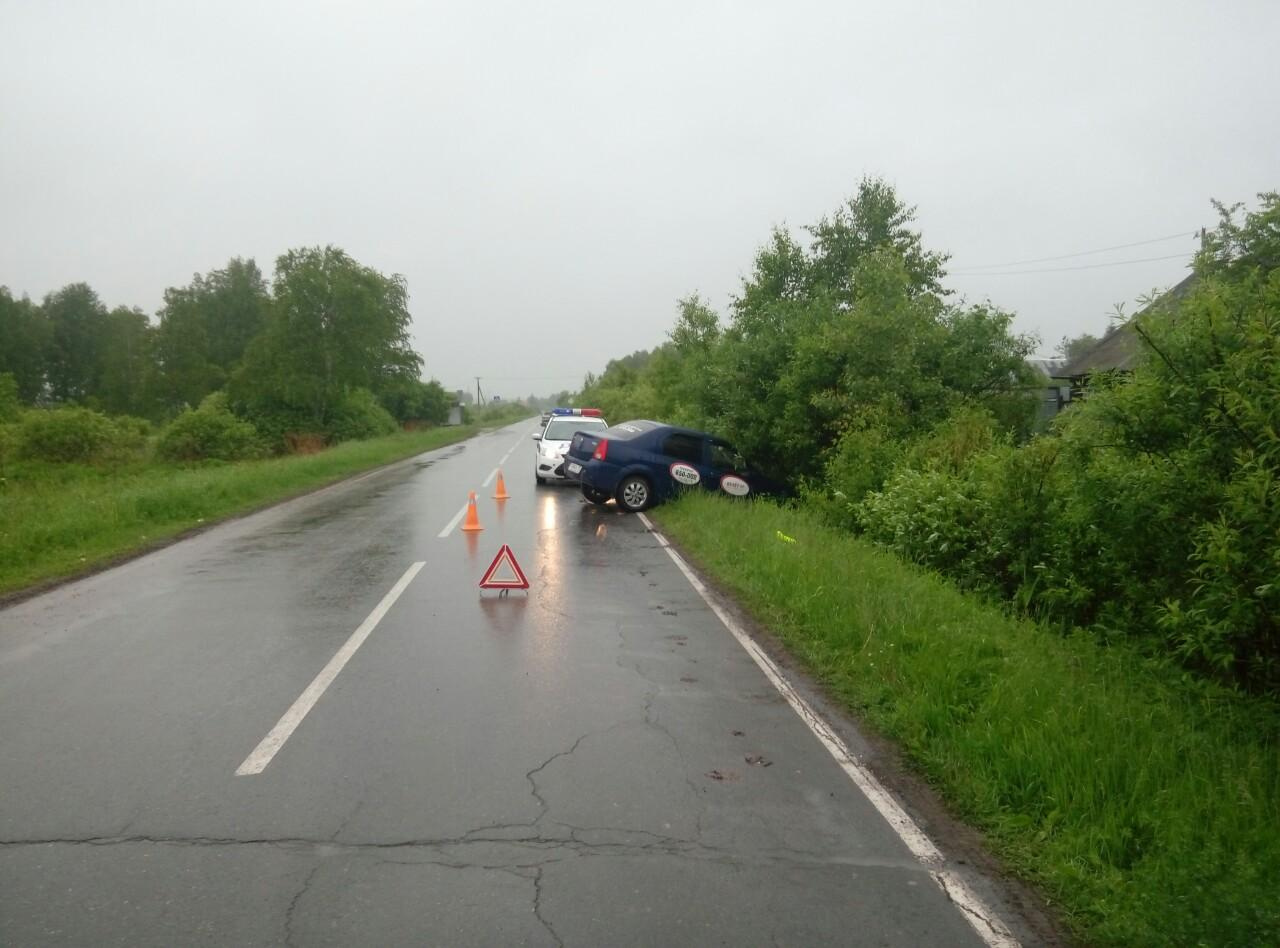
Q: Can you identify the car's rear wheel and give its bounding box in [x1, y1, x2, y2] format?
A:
[582, 486, 609, 505]
[616, 475, 652, 512]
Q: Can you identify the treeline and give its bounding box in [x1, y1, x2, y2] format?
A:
[0, 247, 454, 461]
[580, 180, 1280, 693]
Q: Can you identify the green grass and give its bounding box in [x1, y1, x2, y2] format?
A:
[0, 425, 486, 597]
[655, 493, 1280, 947]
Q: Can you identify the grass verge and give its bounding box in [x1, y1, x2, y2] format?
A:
[0, 425, 483, 597]
[654, 493, 1279, 947]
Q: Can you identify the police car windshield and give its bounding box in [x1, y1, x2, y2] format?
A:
[544, 417, 607, 440]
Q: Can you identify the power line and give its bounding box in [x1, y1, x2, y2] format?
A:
[948, 252, 1193, 276]
[951, 232, 1194, 271]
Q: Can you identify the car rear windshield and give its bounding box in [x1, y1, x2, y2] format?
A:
[604, 420, 658, 440]
[544, 417, 608, 440]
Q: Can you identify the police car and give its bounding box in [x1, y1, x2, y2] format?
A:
[532, 408, 608, 484]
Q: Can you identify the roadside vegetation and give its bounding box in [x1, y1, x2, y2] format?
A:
[0, 426, 481, 598]
[580, 180, 1279, 943]
[0, 244, 537, 596]
[655, 494, 1278, 946]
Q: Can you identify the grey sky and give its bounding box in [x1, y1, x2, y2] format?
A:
[3, 0, 1277, 401]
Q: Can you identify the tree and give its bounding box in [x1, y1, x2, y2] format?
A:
[97, 306, 155, 416]
[0, 288, 51, 402]
[155, 258, 269, 411]
[806, 176, 950, 301]
[231, 246, 422, 434]
[378, 377, 450, 425]
[1056, 332, 1100, 364]
[43, 283, 106, 403]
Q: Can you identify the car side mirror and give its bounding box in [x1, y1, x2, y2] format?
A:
[531, 433, 542, 441]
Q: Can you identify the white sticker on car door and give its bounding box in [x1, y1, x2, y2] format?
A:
[669, 462, 701, 486]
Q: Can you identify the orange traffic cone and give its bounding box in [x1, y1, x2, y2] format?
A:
[493, 469, 510, 501]
[461, 491, 484, 532]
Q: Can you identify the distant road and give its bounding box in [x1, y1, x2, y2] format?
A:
[0, 420, 1013, 946]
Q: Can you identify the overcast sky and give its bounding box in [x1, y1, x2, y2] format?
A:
[3, 0, 1276, 400]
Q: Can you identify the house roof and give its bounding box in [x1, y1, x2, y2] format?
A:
[1026, 358, 1064, 380]
[1055, 271, 1197, 379]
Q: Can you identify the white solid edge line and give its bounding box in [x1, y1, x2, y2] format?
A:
[637, 513, 1018, 948]
[482, 467, 499, 488]
[235, 561, 425, 776]
[437, 501, 470, 538]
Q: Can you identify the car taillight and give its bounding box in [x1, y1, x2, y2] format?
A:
[593, 439, 609, 461]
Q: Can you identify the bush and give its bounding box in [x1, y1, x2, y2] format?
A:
[156, 395, 265, 462]
[378, 377, 451, 425]
[0, 373, 20, 424]
[808, 411, 906, 529]
[851, 194, 1280, 691]
[16, 407, 141, 464]
[328, 388, 398, 443]
[0, 423, 17, 471]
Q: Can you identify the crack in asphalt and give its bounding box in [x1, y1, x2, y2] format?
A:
[524, 732, 591, 821]
[0, 833, 924, 872]
[532, 866, 564, 947]
[283, 863, 320, 948]
[932, 871, 1014, 944]
[640, 685, 707, 841]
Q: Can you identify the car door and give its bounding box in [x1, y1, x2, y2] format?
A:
[659, 431, 715, 497]
[707, 439, 753, 497]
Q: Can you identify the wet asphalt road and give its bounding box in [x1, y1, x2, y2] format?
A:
[0, 420, 995, 946]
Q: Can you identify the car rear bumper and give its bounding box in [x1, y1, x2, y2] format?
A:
[577, 460, 623, 494]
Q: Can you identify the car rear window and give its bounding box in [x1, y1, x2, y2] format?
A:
[605, 420, 659, 440]
[544, 417, 607, 440]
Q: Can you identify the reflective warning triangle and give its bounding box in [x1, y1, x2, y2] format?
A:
[479, 544, 530, 589]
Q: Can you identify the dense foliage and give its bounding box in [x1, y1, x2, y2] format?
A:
[854, 193, 1280, 690]
[580, 182, 1280, 692]
[579, 178, 1039, 485]
[155, 393, 265, 462]
[0, 244, 462, 457]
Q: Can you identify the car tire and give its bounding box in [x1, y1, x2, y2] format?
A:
[535, 475, 546, 485]
[615, 475, 652, 512]
[582, 486, 609, 505]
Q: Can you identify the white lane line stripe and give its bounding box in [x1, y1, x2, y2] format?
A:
[234, 562, 425, 776]
[437, 502, 469, 538]
[637, 513, 1018, 948]
[481, 467, 499, 488]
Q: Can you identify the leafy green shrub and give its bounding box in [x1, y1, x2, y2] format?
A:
[856, 466, 997, 585]
[0, 373, 20, 424]
[328, 388, 398, 442]
[0, 423, 17, 471]
[855, 194, 1280, 691]
[16, 407, 141, 463]
[111, 415, 154, 440]
[378, 377, 451, 425]
[156, 395, 265, 462]
[809, 411, 905, 529]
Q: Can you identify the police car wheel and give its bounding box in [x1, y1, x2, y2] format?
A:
[616, 475, 651, 512]
[535, 475, 547, 485]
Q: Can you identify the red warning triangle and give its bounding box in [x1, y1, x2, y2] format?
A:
[479, 544, 530, 590]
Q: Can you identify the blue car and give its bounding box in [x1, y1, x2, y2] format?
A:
[563, 419, 786, 512]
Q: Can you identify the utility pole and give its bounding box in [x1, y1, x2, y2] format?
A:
[475, 377, 485, 405]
